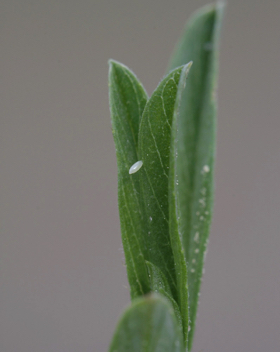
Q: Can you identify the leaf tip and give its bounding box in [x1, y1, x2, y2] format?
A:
[108, 59, 124, 76]
[185, 60, 193, 71]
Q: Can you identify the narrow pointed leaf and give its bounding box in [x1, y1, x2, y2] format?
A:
[167, 3, 224, 349]
[138, 66, 186, 301]
[108, 294, 184, 352]
[108, 60, 150, 298]
[169, 62, 193, 347]
[146, 261, 182, 329]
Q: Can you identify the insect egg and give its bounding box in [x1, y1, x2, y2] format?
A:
[129, 160, 143, 174]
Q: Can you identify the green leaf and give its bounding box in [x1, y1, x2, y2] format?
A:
[169, 62, 193, 346]
[108, 60, 150, 298]
[138, 66, 187, 301]
[146, 261, 183, 330]
[108, 294, 184, 352]
[138, 64, 192, 348]
[167, 3, 225, 349]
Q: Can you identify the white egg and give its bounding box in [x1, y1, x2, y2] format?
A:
[129, 160, 143, 174]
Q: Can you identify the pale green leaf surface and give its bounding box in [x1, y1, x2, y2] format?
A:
[167, 3, 224, 349]
[108, 60, 150, 298]
[138, 66, 186, 302]
[108, 294, 184, 352]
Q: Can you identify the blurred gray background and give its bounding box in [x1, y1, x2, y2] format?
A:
[1, 0, 280, 351]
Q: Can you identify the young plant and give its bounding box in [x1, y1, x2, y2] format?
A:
[108, 3, 224, 351]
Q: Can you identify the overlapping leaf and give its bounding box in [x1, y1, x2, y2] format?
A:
[108, 4, 224, 351]
[169, 62, 192, 346]
[138, 66, 188, 300]
[108, 60, 150, 298]
[110, 62, 192, 348]
[168, 3, 224, 349]
[138, 65, 192, 346]
[108, 294, 184, 352]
